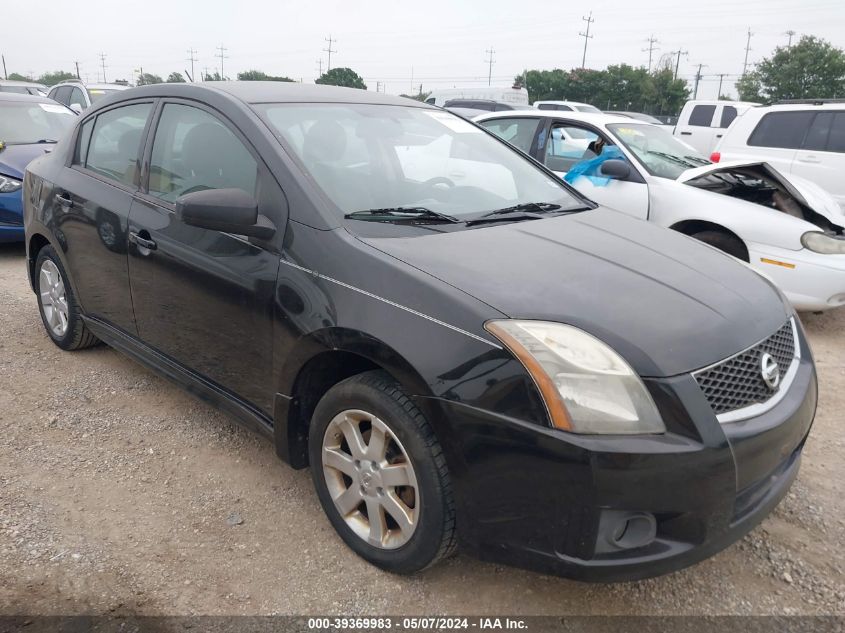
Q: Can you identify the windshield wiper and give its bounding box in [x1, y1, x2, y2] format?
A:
[476, 202, 564, 218]
[35, 139, 58, 144]
[466, 202, 581, 227]
[684, 155, 711, 165]
[645, 150, 698, 168]
[345, 207, 461, 223]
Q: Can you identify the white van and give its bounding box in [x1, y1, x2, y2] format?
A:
[714, 100, 845, 212]
[425, 87, 529, 107]
[673, 100, 760, 155]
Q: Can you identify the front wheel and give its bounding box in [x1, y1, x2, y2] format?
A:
[309, 370, 456, 574]
[691, 230, 748, 261]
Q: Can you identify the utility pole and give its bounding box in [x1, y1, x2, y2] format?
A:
[693, 63, 708, 99]
[742, 28, 753, 75]
[484, 47, 495, 86]
[410, 66, 414, 93]
[74, 61, 81, 80]
[187, 48, 198, 82]
[315, 58, 323, 77]
[99, 53, 107, 83]
[203, 66, 210, 81]
[670, 49, 688, 80]
[784, 29, 796, 49]
[215, 44, 228, 80]
[642, 35, 659, 72]
[323, 35, 336, 72]
[716, 73, 728, 97]
[2, 55, 7, 80]
[579, 11, 595, 68]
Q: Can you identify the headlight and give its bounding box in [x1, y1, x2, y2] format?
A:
[801, 231, 845, 254]
[0, 174, 22, 193]
[486, 320, 665, 435]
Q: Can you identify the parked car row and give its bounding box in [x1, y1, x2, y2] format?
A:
[18, 82, 816, 583]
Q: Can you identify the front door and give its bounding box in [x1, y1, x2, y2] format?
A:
[49, 100, 154, 334]
[127, 101, 283, 415]
[543, 121, 650, 220]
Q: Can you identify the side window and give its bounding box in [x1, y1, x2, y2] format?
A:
[748, 111, 814, 149]
[545, 124, 601, 172]
[688, 105, 716, 126]
[424, 97, 435, 104]
[73, 118, 94, 165]
[537, 103, 555, 110]
[479, 117, 540, 154]
[69, 87, 86, 108]
[803, 112, 834, 151]
[148, 103, 258, 203]
[85, 103, 152, 186]
[827, 112, 845, 153]
[719, 106, 738, 128]
[52, 86, 71, 105]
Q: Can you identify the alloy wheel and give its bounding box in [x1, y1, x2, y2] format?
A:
[39, 259, 69, 338]
[322, 409, 419, 549]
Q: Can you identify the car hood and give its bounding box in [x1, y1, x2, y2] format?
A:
[0, 143, 53, 179]
[361, 208, 790, 377]
[677, 159, 845, 225]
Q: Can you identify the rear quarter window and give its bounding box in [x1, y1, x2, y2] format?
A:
[719, 106, 739, 128]
[688, 105, 716, 126]
[748, 111, 815, 149]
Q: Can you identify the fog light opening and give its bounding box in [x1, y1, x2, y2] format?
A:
[596, 510, 657, 553]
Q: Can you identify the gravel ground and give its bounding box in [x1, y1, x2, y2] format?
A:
[1, 241, 843, 616]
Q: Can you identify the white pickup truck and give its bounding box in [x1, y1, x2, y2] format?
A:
[673, 100, 760, 155]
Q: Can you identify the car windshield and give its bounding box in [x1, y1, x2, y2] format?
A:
[88, 88, 118, 103]
[575, 104, 602, 113]
[0, 101, 75, 144]
[607, 122, 710, 179]
[258, 103, 585, 219]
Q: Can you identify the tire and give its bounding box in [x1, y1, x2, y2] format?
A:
[34, 245, 99, 351]
[691, 230, 748, 261]
[309, 370, 456, 574]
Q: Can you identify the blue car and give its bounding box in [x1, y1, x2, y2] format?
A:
[0, 93, 76, 242]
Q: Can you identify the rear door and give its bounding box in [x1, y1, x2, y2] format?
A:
[48, 100, 154, 334]
[792, 110, 845, 211]
[675, 104, 718, 154]
[127, 100, 284, 415]
[745, 110, 813, 175]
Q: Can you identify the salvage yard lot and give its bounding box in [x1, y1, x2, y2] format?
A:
[0, 242, 843, 615]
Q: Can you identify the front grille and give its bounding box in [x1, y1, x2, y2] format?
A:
[694, 320, 797, 416]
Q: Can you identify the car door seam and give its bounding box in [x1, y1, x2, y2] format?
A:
[278, 259, 500, 348]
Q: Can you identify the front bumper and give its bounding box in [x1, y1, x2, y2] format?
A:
[418, 337, 816, 582]
[0, 190, 24, 243]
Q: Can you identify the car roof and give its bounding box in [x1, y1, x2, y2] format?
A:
[0, 79, 47, 88]
[684, 99, 760, 107]
[533, 100, 595, 106]
[474, 109, 637, 126]
[0, 92, 60, 104]
[96, 81, 433, 108]
[758, 102, 845, 112]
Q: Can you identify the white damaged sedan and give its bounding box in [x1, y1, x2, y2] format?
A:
[476, 110, 845, 311]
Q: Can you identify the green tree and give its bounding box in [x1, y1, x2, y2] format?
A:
[166, 72, 185, 83]
[137, 73, 163, 86]
[316, 67, 367, 90]
[237, 69, 295, 82]
[737, 35, 845, 103]
[7, 72, 29, 81]
[36, 71, 77, 86]
[399, 91, 431, 102]
[650, 68, 690, 116]
[203, 71, 223, 81]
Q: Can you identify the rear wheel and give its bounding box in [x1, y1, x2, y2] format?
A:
[35, 245, 99, 350]
[691, 230, 748, 261]
[309, 370, 456, 573]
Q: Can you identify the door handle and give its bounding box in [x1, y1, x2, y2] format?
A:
[129, 231, 157, 251]
[55, 192, 73, 207]
[716, 134, 723, 138]
[680, 131, 692, 136]
[798, 156, 821, 164]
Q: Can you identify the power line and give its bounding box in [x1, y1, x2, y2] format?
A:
[642, 34, 659, 72]
[323, 35, 336, 72]
[99, 52, 107, 83]
[484, 47, 495, 86]
[670, 49, 688, 80]
[579, 11, 595, 68]
[215, 44, 228, 80]
[743, 27, 753, 75]
[186, 48, 198, 82]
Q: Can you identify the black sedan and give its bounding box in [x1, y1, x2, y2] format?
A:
[22, 82, 816, 581]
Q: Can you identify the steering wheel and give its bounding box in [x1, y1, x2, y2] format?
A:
[423, 176, 455, 189]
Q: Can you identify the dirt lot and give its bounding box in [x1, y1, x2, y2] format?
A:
[0, 241, 843, 616]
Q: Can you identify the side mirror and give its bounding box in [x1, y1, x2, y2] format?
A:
[598, 159, 632, 180]
[176, 188, 276, 240]
[69, 103, 84, 115]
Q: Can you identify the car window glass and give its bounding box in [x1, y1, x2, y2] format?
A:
[73, 118, 94, 165]
[85, 103, 152, 186]
[0, 86, 29, 94]
[52, 86, 71, 105]
[537, 103, 555, 110]
[719, 106, 738, 128]
[688, 105, 716, 126]
[544, 124, 601, 172]
[148, 103, 258, 203]
[803, 112, 834, 151]
[827, 112, 845, 153]
[478, 117, 540, 153]
[69, 87, 86, 108]
[748, 111, 814, 149]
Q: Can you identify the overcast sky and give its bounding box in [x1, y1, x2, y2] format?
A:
[4, 0, 844, 99]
